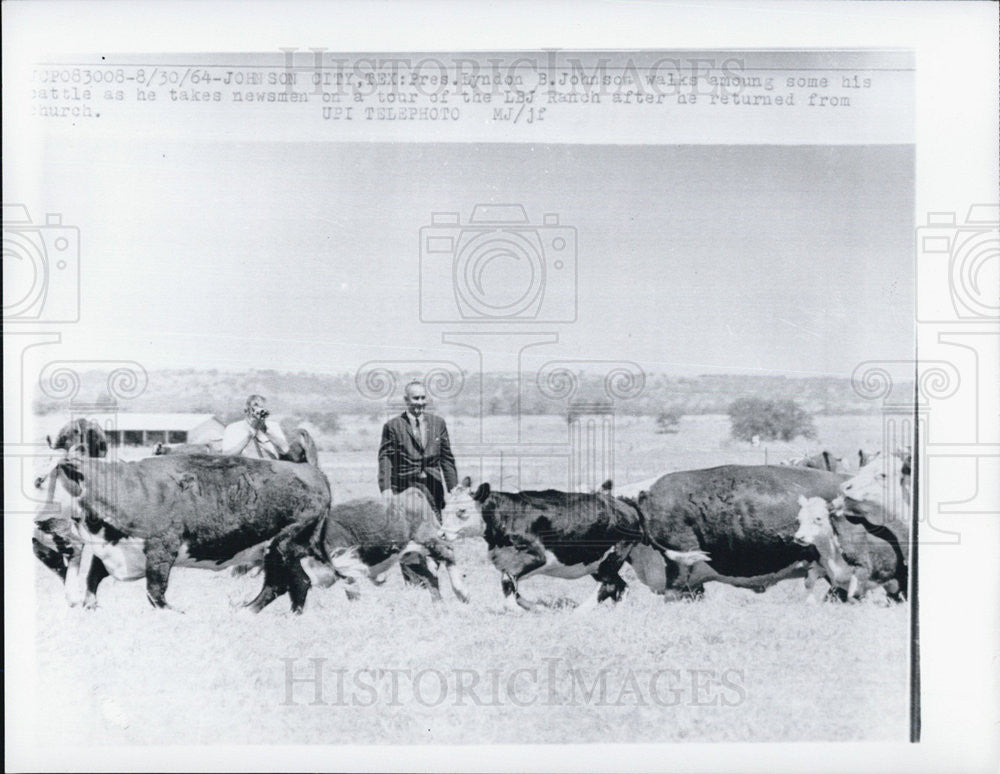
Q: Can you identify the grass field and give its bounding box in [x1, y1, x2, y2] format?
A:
[30, 413, 911, 745]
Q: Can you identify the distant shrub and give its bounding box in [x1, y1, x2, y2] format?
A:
[655, 409, 683, 434]
[728, 397, 816, 442]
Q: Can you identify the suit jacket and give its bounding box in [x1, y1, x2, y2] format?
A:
[378, 412, 458, 494]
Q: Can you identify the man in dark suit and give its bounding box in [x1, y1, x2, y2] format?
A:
[378, 379, 458, 513]
[377, 379, 459, 589]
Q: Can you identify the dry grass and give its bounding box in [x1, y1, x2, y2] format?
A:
[30, 413, 909, 745]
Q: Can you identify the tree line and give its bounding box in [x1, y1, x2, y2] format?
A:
[34, 367, 900, 421]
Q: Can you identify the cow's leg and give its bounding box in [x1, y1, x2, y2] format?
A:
[627, 543, 667, 592]
[422, 539, 470, 603]
[804, 563, 823, 604]
[501, 572, 528, 612]
[490, 543, 546, 611]
[683, 559, 811, 595]
[576, 544, 631, 614]
[596, 573, 628, 603]
[847, 574, 860, 601]
[399, 555, 443, 601]
[444, 563, 470, 603]
[243, 544, 290, 614]
[83, 558, 110, 610]
[65, 542, 94, 607]
[33, 537, 69, 581]
[144, 537, 181, 611]
[596, 544, 631, 603]
[399, 552, 436, 590]
[826, 586, 849, 603]
[287, 570, 311, 614]
[242, 575, 283, 614]
[343, 576, 362, 602]
[883, 579, 903, 602]
[285, 554, 313, 615]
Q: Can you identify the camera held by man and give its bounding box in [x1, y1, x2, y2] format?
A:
[222, 394, 288, 460]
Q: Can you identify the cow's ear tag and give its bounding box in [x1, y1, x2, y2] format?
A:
[473, 483, 490, 502]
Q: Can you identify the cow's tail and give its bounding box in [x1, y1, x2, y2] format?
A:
[624, 493, 711, 567]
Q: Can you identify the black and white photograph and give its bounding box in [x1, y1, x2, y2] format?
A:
[4, 2, 998, 772]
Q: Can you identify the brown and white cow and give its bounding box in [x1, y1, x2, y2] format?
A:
[36, 454, 343, 610]
[440, 483, 709, 612]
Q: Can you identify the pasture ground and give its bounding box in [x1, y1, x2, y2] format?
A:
[29, 413, 911, 745]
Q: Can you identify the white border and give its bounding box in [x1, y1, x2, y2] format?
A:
[4, 1, 999, 772]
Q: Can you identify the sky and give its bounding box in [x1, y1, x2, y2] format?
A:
[22, 140, 913, 379]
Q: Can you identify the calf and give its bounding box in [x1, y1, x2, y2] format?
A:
[795, 496, 907, 602]
[34, 419, 109, 581]
[245, 487, 469, 614]
[440, 484, 708, 612]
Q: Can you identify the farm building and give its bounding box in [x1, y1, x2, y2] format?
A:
[52, 412, 226, 448]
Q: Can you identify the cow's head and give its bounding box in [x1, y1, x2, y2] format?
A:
[49, 419, 108, 459]
[283, 428, 319, 466]
[440, 477, 490, 540]
[840, 450, 911, 508]
[794, 495, 833, 546]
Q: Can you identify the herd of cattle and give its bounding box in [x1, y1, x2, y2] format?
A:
[31, 418, 911, 614]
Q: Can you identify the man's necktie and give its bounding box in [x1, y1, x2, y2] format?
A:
[415, 417, 422, 446]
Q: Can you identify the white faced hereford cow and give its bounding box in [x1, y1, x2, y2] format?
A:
[33, 419, 109, 581]
[840, 450, 912, 525]
[440, 484, 709, 611]
[36, 454, 344, 610]
[629, 465, 858, 597]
